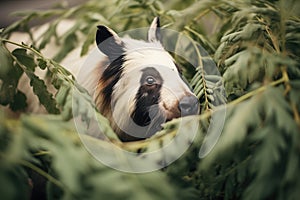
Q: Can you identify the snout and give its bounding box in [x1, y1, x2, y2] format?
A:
[178, 95, 199, 116]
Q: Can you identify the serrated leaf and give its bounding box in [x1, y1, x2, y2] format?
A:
[27, 73, 59, 114]
[37, 58, 48, 70]
[12, 48, 36, 71]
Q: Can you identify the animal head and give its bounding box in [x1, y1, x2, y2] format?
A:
[94, 17, 199, 142]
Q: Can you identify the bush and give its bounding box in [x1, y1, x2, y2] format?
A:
[0, 0, 299, 199]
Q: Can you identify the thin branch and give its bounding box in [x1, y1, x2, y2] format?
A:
[1, 38, 44, 57]
[18, 159, 65, 189]
[228, 76, 286, 106]
[265, 26, 280, 53]
[183, 27, 212, 110]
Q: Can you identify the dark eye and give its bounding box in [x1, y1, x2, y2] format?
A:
[145, 76, 156, 85]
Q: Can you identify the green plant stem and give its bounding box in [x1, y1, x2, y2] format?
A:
[18, 159, 65, 189]
[0, 151, 70, 196]
[182, 28, 210, 110]
[228, 77, 286, 106]
[33, 150, 51, 156]
[184, 25, 215, 51]
[1, 38, 44, 57]
[191, 8, 210, 25]
[183, 27, 203, 67]
[120, 129, 177, 151]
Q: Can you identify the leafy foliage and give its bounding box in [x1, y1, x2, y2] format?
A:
[0, 113, 177, 200]
[0, 0, 300, 199]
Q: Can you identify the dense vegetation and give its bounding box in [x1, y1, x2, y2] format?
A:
[0, 0, 299, 199]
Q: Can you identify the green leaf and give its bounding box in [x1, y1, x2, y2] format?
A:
[1, 1, 299, 200]
[19, 114, 178, 200]
[38, 22, 59, 50]
[0, 81, 16, 106]
[223, 48, 263, 95]
[80, 26, 97, 56]
[0, 167, 31, 200]
[52, 24, 79, 62]
[55, 84, 70, 107]
[0, 44, 24, 106]
[0, 43, 14, 79]
[221, 23, 264, 43]
[37, 58, 48, 70]
[27, 73, 59, 114]
[12, 48, 36, 71]
[9, 90, 27, 111]
[251, 127, 286, 178]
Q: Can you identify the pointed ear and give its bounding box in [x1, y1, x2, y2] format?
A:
[148, 17, 162, 43]
[96, 25, 124, 60]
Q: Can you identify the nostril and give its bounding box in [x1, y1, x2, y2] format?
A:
[179, 101, 192, 112]
[179, 95, 199, 116]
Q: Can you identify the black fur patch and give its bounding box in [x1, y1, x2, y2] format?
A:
[97, 55, 125, 111]
[131, 67, 163, 126]
[96, 26, 124, 61]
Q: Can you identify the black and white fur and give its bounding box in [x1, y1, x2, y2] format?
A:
[83, 17, 199, 141]
[9, 17, 199, 141]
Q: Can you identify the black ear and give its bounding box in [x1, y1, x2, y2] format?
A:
[148, 17, 162, 43]
[96, 25, 124, 60]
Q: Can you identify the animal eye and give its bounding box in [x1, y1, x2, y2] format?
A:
[145, 76, 156, 85]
